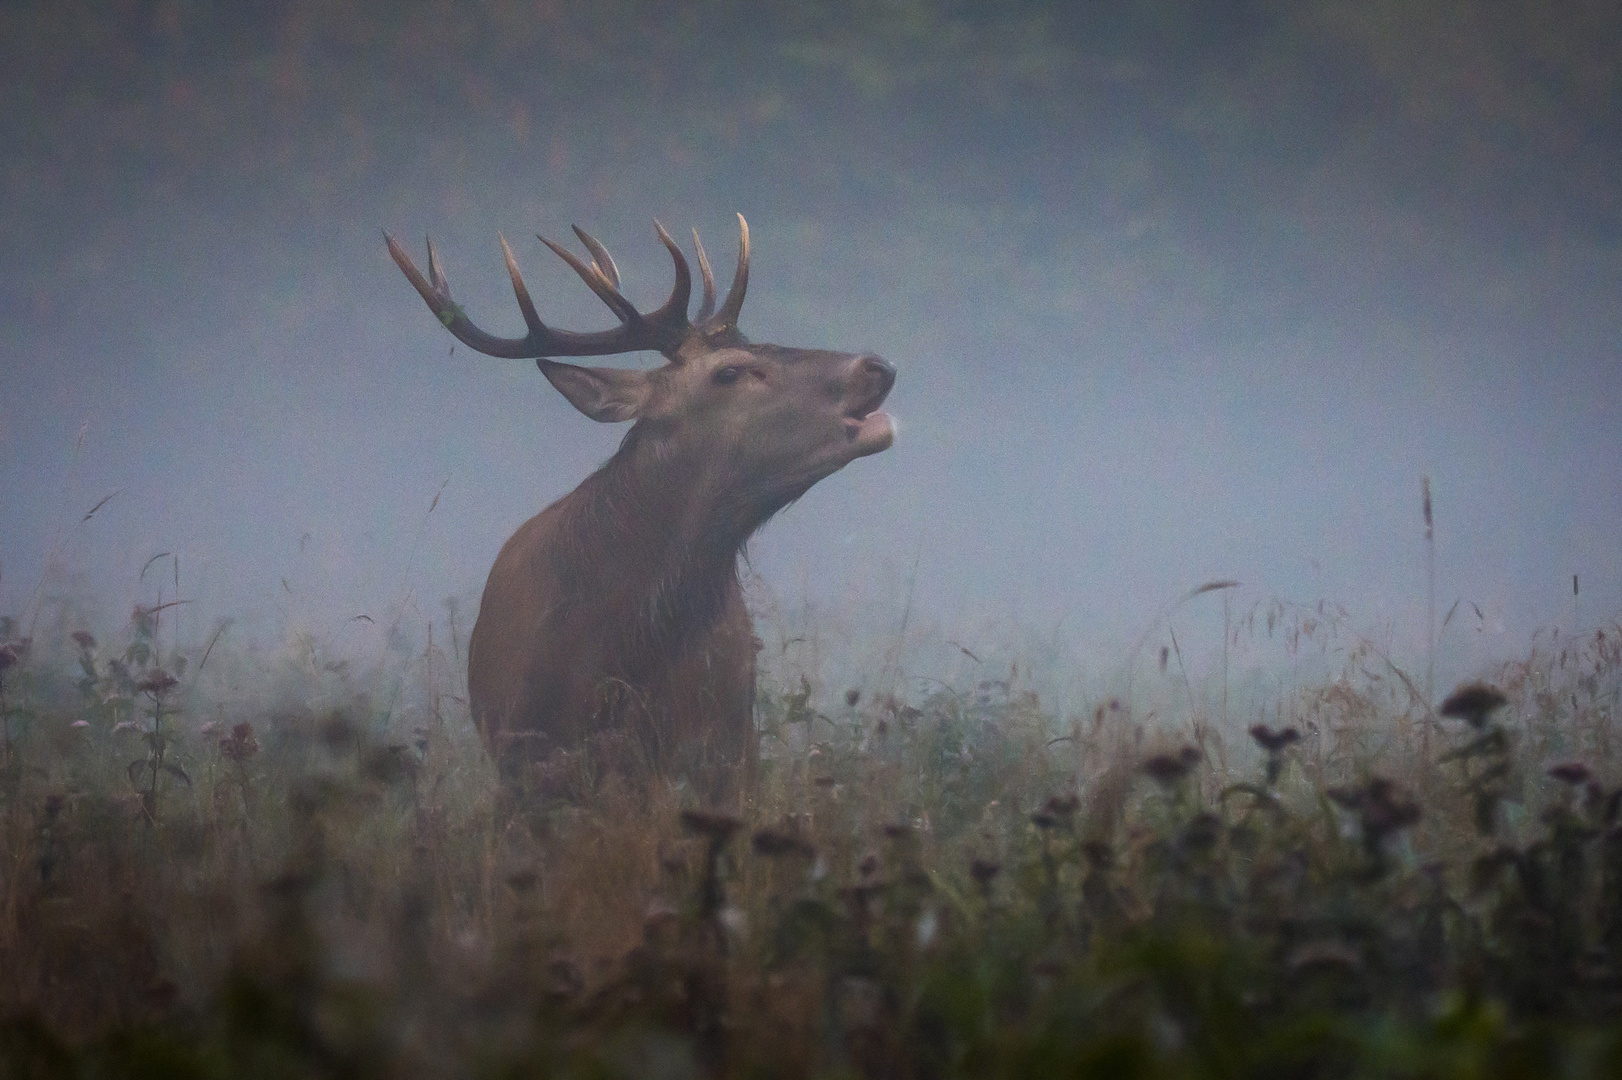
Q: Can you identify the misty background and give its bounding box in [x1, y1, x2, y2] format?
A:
[2, 0, 1618, 702]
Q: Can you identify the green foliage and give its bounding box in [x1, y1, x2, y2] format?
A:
[1, 610, 1621, 1077]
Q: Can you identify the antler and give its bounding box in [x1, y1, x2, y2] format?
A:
[699, 213, 749, 335]
[385, 215, 752, 360]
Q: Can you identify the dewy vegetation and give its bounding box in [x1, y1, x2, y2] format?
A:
[1, 586, 1621, 1078]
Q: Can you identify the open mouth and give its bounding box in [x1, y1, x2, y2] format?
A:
[841, 356, 896, 454]
[844, 409, 893, 440]
[843, 400, 895, 454]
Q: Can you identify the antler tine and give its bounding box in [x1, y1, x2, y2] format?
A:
[538, 233, 641, 326]
[387, 231, 551, 358]
[571, 226, 621, 290]
[644, 220, 694, 353]
[387, 225, 696, 359]
[425, 236, 448, 294]
[706, 212, 750, 331]
[691, 227, 717, 323]
[386, 232, 457, 326]
[497, 233, 545, 335]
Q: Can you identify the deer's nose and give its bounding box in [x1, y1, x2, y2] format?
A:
[858, 355, 896, 397]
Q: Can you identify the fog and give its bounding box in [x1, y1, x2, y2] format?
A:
[2, 0, 1618, 689]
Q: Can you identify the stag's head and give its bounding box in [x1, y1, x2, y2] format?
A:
[386, 216, 894, 520]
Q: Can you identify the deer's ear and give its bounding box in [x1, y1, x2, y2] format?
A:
[538, 360, 651, 423]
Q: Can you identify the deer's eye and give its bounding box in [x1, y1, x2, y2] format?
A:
[713, 366, 741, 385]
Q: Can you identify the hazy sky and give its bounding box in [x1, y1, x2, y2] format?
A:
[2, 0, 1618, 685]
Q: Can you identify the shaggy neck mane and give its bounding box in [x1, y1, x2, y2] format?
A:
[549, 423, 767, 669]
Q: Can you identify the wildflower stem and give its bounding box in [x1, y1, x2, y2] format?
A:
[1423, 476, 1435, 778]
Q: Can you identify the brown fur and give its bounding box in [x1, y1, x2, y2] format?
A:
[388, 220, 894, 801]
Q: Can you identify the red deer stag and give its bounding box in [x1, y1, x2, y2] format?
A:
[385, 215, 895, 800]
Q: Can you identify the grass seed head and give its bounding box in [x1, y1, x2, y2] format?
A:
[1040, 792, 1081, 820]
[1548, 762, 1592, 786]
[131, 606, 156, 636]
[1178, 812, 1223, 855]
[680, 809, 742, 843]
[752, 829, 816, 859]
[1329, 776, 1421, 839]
[136, 669, 178, 696]
[220, 722, 260, 762]
[1142, 745, 1201, 786]
[1439, 682, 1508, 728]
[1249, 724, 1301, 753]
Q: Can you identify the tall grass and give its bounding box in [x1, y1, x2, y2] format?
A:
[0, 597, 1620, 1078]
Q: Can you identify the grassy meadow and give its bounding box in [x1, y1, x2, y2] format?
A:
[1, 582, 1620, 1079]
